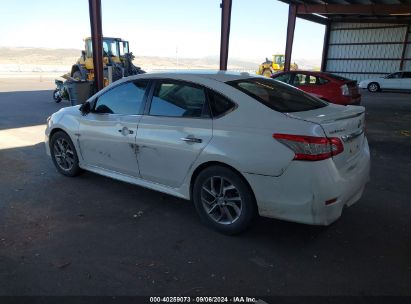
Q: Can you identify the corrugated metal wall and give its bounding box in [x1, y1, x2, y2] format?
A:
[324, 22, 410, 81]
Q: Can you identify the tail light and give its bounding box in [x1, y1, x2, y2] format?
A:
[341, 84, 350, 96]
[273, 134, 344, 161]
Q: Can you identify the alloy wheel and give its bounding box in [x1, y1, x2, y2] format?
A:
[53, 138, 75, 171]
[201, 176, 242, 225]
[369, 83, 378, 92]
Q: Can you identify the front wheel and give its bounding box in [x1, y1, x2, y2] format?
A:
[50, 131, 82, 177]
[367, 82, 380, 93]
[193, 166, 256, 235]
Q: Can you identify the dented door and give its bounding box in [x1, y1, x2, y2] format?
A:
[78, 113, 141, 177]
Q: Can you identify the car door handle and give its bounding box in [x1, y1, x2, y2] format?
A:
[180, 137, 202, 143]
[118, 127, 134, 135]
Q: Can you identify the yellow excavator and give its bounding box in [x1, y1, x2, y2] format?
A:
[257, 54, 298, 77]
[70, 37, 144, 84]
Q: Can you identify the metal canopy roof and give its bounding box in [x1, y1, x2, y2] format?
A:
[279, 1, 411, 24]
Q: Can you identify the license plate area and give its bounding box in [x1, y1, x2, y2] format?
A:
[344, 135, 363, 157]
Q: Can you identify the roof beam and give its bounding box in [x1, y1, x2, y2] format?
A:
[330, 16, 411, 23]
[296, 4, 411, 15]
[219, 0, 232, 71]
[88, 0, 104, 92]
[297, 13, 329, 24]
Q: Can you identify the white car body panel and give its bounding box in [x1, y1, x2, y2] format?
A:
[359, 71, 411, 90]
[78, 113, 141, 177]
[46, 71, 371, 226]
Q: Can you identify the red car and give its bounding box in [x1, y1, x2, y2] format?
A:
[271, 71, 361, 105]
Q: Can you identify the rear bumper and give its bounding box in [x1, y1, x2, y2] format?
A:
[244, 137, 370, 225]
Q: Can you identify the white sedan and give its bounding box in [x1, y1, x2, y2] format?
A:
[45, 71, 370, 234]
[359, 71, 411, 92]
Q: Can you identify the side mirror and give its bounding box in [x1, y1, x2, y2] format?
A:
[79, 101, 91, 116]
[81, 50, 86, 60]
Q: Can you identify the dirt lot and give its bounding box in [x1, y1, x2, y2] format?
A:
[0, 78, 410, 296]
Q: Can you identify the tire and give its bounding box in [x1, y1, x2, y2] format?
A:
[367, 82, 380, 93]
[262, 69, 273, 78]
[72, 70, 83, 81]
[193, 165, 256, 235]
[53, 89, 62, 103]
[50, 131, 82, 177]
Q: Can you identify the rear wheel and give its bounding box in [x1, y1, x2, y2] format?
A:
[50, 131, 82, 177]
[193, 166, 256, 235]
[367, 82, 380, 93]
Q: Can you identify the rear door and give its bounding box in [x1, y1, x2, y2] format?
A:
[78, 80, 149, 177]
[381, 72, 403, 89]
[135, 79, 212, 188]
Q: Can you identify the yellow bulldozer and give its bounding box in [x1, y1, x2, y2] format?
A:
[257, 54, 298, 77]
[70, 37, 144, 84]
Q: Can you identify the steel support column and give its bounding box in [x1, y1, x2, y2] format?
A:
[219, 0, 232, 71]
[321, 21, 331, 71]
[284, 4, 297, 72]
[400, 24, 410, 71]
[88, 0, 104, 92]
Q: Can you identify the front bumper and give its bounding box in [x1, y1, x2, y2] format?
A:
[244, 138, 370, 225]
[44, 125, 51, 156]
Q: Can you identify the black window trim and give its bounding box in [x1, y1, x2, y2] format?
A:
[90, 79, 151, 116]
[205, 88, 238, 119]
[144, 78, 212, 119]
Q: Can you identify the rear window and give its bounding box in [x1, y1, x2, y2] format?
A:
[227, 78, 327, 113]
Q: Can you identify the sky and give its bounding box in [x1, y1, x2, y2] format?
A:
[0, 0, 325, 65]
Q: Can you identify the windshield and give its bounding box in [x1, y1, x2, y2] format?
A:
[103, 39, 119, 56]
[274, 55, 285, 65]
[227, 77, 327, 113]
[384, 72, 402, 79]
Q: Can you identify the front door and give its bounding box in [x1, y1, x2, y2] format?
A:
[136, 80, 212, 188]
[381, 72, 403, 89]
[78, 80, 149, 177]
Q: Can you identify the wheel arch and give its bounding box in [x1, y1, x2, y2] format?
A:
[49, 127, 68, 144]
[189, 161, 257, 206]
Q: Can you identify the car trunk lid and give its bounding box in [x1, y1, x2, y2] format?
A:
[286, 104, 365, 168]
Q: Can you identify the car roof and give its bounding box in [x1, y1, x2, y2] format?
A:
[124, 70, 262, 83]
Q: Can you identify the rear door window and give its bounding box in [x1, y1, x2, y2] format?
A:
[227, 78, 327, 113]
[149, 81, 208, 118]
[293, 74, 317, 86]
